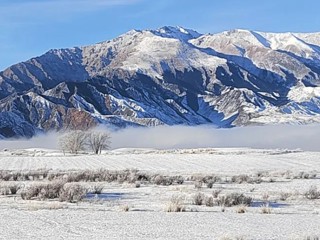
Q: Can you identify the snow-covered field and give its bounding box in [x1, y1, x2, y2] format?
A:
[1, 148, 319, 174]
[0, 148, 320, 239]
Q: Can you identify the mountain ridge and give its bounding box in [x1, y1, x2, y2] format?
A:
[1, 26, 320, 138]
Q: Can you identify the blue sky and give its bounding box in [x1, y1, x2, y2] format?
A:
[1, 0, 320, 70]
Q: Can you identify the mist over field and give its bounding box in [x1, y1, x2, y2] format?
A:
[110, 125, 320, 151]
[0, 124, 319, 151]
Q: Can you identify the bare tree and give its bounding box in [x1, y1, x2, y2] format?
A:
[59, 130, 88, 154]
[87, 131, 111, 154]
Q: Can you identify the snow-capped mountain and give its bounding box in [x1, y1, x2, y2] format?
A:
[1, 26, 320, 138]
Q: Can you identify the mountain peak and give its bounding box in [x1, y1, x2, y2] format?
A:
[150, 26, 202, 41]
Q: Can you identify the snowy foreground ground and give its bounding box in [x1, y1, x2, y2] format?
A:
[0, 148, 320, 239]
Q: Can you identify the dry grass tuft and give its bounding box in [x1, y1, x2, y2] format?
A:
[26, 202, 67, 211]
[120, 204, 130, 212]
[279, 192, 291, 201]
[166, 195, 186, 212]
[236, 205, 247, 214]
[260, 203, 272, 214]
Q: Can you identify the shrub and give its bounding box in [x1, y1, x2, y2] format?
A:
[194, 181, 203, 189]
[268, 178, 275, 183]
[206, 180, 214, 189]
[135, 181, 141, 188]
[38, 181, 65, 200]
[295, 171, 317, 179]
[192, 175, 221, 184]
[216, 193, 252, 207]
[166, 195, 186, 212]
[204, 196, 214, 207]
[152, 175, 173, 186]
[204, 175, 221, 184]
[0, 183, 21, 195]
[279, 192, 291, 201]
[230, 174, 264, 184]
[231, 175, 251, 184]
[21, 184, 42, 200]
[212, 189, 222, 198]
[173, 176, 184, 185]
[192, 193, 205, 205]
[20, 181, 87, 202]
[0, 187, 10, 195]
[256, 171, 270, 178]
[0, 172, 11, 181]
[131, 171, 150, 182]
[9, 184, 21, 195]
[21, 181, 65, 200]
[90, 184, 104, 194]
[59, 183, 87, 203]
[0, 169, 186, 187]
[304, 186, 320, 200]
[305, 236, 320, 240]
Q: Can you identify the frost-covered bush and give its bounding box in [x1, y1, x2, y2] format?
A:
[216, 193, 252, 207]
[194, 180, 202, 189]
[212, 189, 222, 198]
[89, 184, 104, 194]
[304, 186, 320, 200]
[279, 192, 291, 201]
[59, 183, 87, 203]
[192, 193, 205, 205]
[204, 196, 214, 207]
[152, 175, 174, 186]
[166, 195, 186, 212]
[21, 181, 65, 200]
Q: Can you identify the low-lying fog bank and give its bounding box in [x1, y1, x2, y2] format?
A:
[0, 124, 319, 151]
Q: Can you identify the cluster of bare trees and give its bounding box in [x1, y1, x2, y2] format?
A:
[59, 130, 111, 155]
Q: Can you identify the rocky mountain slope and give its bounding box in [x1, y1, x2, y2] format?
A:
[1, 26, 320, 138]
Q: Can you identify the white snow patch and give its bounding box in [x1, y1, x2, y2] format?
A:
[288, 85, 320, 102]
